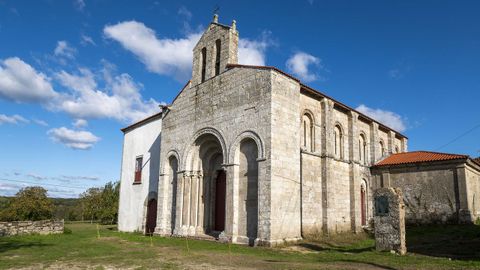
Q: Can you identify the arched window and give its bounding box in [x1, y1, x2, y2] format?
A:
[359, 134, 367, 164]
[215, 39, 221, 76]
[334, 125, 343, 159]
[201, 47, 207, 82]
[394, 146, 399, 153]
[302, 114, 314, 152]
[379, 140, 385, 157]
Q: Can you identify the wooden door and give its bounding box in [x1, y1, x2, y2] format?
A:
[214, 170, 226, 231]
[146, 199, 157, 235]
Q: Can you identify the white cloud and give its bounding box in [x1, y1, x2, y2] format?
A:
[178, 6, 192, 20]
[73, 119, 88, 128]
[0, 57, 58, 103]
[0, 182, 26, 197]
[356, 104, 407, 132]
[80, 34, 96, 46]
[238, 36, 269, 66]
[74, 0, 85, 11]
[104, 20, 272, 80]
[60, 175, 98, 181]
[104, 21, 201, 81]
[47, 127, 100, 150]
[286, 52, 322, 82]
[33, 119, 49, 126]
[27, 173, 47, 180]
[53, 66, 160, 123]
[54, 40, 76, 59]
[0, 114, 29, 125]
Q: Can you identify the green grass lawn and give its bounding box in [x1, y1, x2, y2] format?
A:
[0, 223, 479, 269]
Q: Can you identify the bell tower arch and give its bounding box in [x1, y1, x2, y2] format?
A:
[191, 14, 239, 85]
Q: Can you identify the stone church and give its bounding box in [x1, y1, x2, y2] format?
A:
[117, 15, 480, 246]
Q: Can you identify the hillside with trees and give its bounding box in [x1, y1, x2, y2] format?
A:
[0, 181, 119, 224]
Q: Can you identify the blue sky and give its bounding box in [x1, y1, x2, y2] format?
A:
[0, 0, 479, 198]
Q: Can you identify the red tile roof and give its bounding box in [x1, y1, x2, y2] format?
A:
[374, 151, 469, 167]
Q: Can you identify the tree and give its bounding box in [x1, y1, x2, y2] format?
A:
[80, 187, 103, 222]
[0, 186, 54, 221]
[99, 181, 120, 224]
[79, 181, 120, 224]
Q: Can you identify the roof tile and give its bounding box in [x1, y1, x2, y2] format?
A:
[374, 151, 468, 167]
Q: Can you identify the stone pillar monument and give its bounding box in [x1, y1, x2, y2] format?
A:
[373, 187, 406, 255]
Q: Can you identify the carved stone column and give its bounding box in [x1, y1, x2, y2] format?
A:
[196, 172, 205, 234]
[188, 171, 198, 235]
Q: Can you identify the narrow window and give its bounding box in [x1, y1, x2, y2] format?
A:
[303, 120, 307, 148]
[359, 134, 367, 164]
[358, 140, 362, 161]
[134, 156, 143, 183]
[201, 47, 207, 82]
[363, 142, 367, 162]
[379, 141, 385, 157]
[302, 114, 314, 151]
[334, 125, 343, 159]
[215, 39, 221, 76]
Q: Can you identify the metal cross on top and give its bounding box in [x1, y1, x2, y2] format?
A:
[213, 5, 220, 16]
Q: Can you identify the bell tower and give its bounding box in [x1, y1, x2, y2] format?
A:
[191, 14, 239, 85]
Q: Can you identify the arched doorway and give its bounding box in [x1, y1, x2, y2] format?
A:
[145, 198, 157, 235]
[180, 132, 226, 236]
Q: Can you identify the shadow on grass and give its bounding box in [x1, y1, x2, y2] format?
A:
[299, 242, 373, 253]
[0, 239, 52, 253]
[338, 260, 398, 270]
[407, 224, 480, 260]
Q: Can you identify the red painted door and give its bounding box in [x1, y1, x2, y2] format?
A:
[360, 187, 366, 226]
[146, 199, 157, 235]
[215, 170, 226, 231]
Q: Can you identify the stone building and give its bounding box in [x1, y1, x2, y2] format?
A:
[119, 15, 407, 245]
[118, 15, 411, 245]
[371, 151, 480, 225]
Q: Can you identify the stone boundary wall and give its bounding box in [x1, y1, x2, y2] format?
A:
[0, 219, 64, 236]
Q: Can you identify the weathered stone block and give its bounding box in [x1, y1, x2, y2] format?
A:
[374, 188, 406, 255]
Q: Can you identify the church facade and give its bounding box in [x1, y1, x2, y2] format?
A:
[118, 16, 409, 246]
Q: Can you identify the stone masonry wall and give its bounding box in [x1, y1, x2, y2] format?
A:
[156, 66, 274, 241]
[0, 219, 64, 236]
[299, 91, 404, 234]
[269, 71, 302, 242]
[373, 163, 460, 225]
[465, 163, 480, 222]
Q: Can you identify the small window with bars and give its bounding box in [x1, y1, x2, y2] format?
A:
[134, 156, 143, 183]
